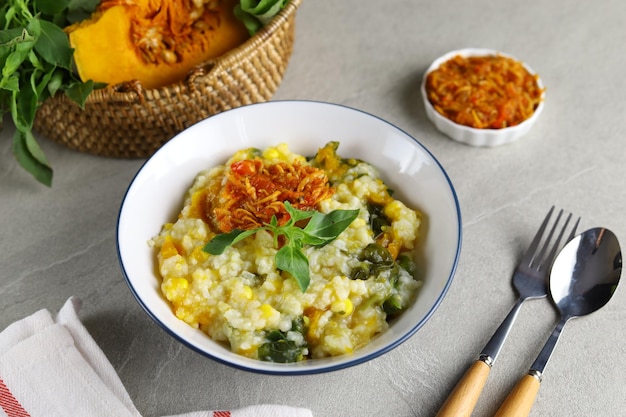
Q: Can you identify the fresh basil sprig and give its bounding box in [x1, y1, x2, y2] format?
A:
[203, 201, 360, 292]
[234, 0, 289, 35]
[1, 0, 98, 186]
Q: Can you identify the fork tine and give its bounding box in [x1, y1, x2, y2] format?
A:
[538, 211, 582, 272]
[538, 212, 570, 270]
[566, 216, 581, 242]
[520, 206, 555, 266]
[533, 209, 564, 268]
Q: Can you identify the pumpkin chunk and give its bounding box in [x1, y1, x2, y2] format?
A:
[67, 0, 250, 89]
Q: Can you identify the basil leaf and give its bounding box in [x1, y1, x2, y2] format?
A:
[35, 20, 73, 69]
[204, 229, 245, 254]
[281, 226, 306, 246]
[65, 78, 93, 108]
[15, 77, 38, 127]
[235, 0, 288, 35]
[35, 0, 71, 15]
[46, 69, 64, 96]
[65, 0, 100, 24]
[26, 18, 42, 39]
[12, 130, 52, 186]
[0, 73, 19, 92]
[2, 30, 35, 77]
[268, 215, 278, 227]
[1, 0, 99, 186]
[35, 66, 55, 99]
[68, 0, 101, 13]
[302, 208, 359, 244]
[276, 243, 310, 292]
[203, 229, 258, 254]
[1, 7, 15, 28]
[3, 50, 27, 77]
[23, 126, 50, 167]
[233, 5, 262, 36]
[230, 228, 261, 245]
[283, 201, 315, 223]
[248, 1, 285, 26]
[240, 0, 287, 16]
[201, 199, 358, 291]
[0, 31, 24, 72]
[28, 49, 44, 70]
[298, 234, 328, 246]
[0, 29, 27, 45]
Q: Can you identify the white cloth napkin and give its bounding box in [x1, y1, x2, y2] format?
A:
[0, 297, 312, 417]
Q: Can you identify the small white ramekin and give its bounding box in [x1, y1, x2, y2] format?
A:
[421, 48, 545, 147]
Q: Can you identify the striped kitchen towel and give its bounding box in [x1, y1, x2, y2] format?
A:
[0, 297, 312, 417]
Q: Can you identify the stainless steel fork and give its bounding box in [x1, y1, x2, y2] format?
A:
[436, 206, 580, 417]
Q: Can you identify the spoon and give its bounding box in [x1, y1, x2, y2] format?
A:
[494, 227, 622, 417]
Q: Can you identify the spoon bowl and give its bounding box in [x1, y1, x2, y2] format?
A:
[494, 227, 622, 417]
[551, 228, 622, 318]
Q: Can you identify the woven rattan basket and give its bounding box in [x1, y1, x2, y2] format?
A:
[33, 0, 302, 158]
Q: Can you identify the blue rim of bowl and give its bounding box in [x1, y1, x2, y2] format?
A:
[116, 99, 462, 375]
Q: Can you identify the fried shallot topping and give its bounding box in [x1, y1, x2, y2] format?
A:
[209, 158, 334, 232]
[425, 54, 544, 129]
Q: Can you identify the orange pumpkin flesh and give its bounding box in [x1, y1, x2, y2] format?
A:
[67, 0, 250, 89]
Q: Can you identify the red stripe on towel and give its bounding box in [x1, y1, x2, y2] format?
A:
[213, 412, 231, 417]
[0, 378, 31, 417]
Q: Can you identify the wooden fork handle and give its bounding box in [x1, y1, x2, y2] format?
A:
[493, 373, 541, 417]
[436, 359, 491, 417]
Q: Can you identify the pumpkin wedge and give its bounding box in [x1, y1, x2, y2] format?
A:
[67, 0, 250, 89]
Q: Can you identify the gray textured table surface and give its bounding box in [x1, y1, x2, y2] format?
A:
[2, 1, 626, 416]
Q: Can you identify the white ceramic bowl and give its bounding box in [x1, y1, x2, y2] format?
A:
[117, 100, 461, 375]
[420, 48, 545, 147]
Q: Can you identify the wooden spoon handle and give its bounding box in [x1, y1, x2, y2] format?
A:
[493, 374, 541, 417]
[436, 360, 491, 417]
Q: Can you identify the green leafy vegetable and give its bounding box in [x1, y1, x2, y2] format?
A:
[257, 333, 304, 363]
[1, 0, 97, 186]
[203, 201, 360, 292]
[258, 317, 308, 363]
[234, 0, 289, 35]
[349, 243, 417, 316]
[367, 202, 391, 238]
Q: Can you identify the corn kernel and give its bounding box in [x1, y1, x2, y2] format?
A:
[242, 285, 253, 299]
[263, 148, 279, 160]
[331, 299, 354, 317]
[236, 344, 258, 358]
[351, 218, 366, 228]
[175, 305, 191, 321]
[162, 277, 189, 303]
[260, 303, 277, 319]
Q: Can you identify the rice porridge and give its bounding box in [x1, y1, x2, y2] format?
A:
[149, 142, 423, 362]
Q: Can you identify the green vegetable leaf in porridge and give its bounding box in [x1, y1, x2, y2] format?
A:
[203, 201, 359, 292]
